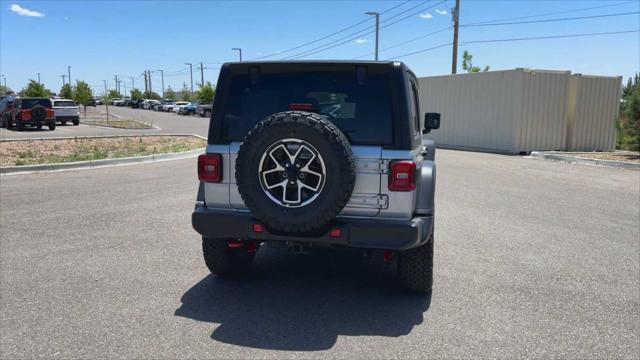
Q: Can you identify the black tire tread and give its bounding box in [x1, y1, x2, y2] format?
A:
[236, 111, 356, 233]
[398, 236, 434, 294]
[202, 238, 254, 276]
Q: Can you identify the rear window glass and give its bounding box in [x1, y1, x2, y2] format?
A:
[53, 100, 76, 107]
[21, 99, 51, 108]
[221, 72, 393, 145]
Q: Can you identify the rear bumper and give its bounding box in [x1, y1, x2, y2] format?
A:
[192, 206, 433, 251]
[55, 116, 79, 121]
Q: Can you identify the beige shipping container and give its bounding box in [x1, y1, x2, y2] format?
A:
[418, 69, 621, 154]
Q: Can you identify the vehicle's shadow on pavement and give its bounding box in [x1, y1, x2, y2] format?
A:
[175, 247, 431, 351]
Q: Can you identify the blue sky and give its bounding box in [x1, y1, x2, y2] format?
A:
[1, 0, 638, 96]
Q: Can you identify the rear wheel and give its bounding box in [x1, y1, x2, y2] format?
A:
[6, 117, 13, 129]
[397, 235, 434, 294]
[203, 110, 211, 118]
[16, 119, 24, 131]
[202, 238, 256, 277]
[48, 122, 56, 131]
[73, 119, 80, 126]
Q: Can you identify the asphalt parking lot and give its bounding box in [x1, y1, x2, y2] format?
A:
[0, 105, 208, 140]
[1, 147, 638, 358]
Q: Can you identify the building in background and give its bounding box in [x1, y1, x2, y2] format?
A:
[418, 69, 622, 154]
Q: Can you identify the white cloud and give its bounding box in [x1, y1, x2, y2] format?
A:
[9, 4, 45, 17]
[435, 9, 447, 15]
[354, 38, 368, 44]
[419, 12, 433, 19]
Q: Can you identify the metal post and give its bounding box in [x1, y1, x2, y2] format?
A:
[67, 66, 71, 85]
[61, 75, 67, 86]
[365, 12, 380, 61]
[148, 71, 152, 94]
[200, 62, 204, 87]
[37, 73, 40, 84]
[103, 80, 107, 95]
[114, 75, 119, 94]
[156, 69, 165, 98]
[451, 0, 460, 74]
[184, 63, 193, 94]
[232, 48, 242, 61]
[130, 76, 135, 92]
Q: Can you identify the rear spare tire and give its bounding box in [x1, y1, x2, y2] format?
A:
[236, 111, 356, 233]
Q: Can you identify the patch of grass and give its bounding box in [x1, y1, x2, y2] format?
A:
[83, 119, 153, 129]
[0, 136, 206, 167]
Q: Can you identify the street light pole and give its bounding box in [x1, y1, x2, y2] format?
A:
[60, 75, 67, 86]
[67, 66, 71, 85]
[365, 11, 380, 61]
[232, 48, 242, 61]
[37, 73, 41, 84]
[130, 76, 135, 92]
[184, 63, 193, 94]
[156, 70, 165, 98]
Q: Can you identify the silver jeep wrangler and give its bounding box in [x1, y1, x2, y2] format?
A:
[192, 61, 439, 293]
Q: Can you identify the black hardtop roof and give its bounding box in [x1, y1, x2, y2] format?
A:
[222, 60, 406, 71]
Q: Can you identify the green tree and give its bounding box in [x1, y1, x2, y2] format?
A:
[142, 91, 161, 100]
[164, 86, 176, 100]
[195, 81, 215, 104]
[618, 73, 640, 151]
[73, 81, 93, 117]
[462, 51, 490, 73]
[0, 85, 13, 95]
[107, 89, 122, 99]
[130, 89, 143, 100]
[21, 80, 51, 97]
[59, 83, 73, 99]
[179, 84, 191, 101]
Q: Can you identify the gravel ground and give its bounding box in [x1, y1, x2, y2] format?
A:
[1, 150, 638, 359]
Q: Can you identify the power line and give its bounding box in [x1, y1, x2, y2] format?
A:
[464, 0, 637, 26]
[353, 26, 451, 59]
[249, 0, 417, 61]
[286, 0, 447, 60]
[461, 11, 639, 28]
[462, 29, 639, 45]
[386, 42, 453, 60]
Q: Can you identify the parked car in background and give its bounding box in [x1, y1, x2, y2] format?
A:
[93, 98, 103, 105]
[161, 101, 177, 112]
[152, 102, 165, 111]
[131, 99, 144, 108]
[110, 98, 121, 105]
[51, 99, 80, 126]
[142, 99, 157, 109]
[172, 101, 191, 113]
[178, 102, 198, 115]
[2, 97, 56, 130]
[196, 103, 212, 118]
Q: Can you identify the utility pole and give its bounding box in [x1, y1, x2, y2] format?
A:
[130, 76, 135, 92]
[184, 63, 193, 94]
[67, 66, 71, 85]
[156, 69, 165, 98]
[451, 0, 460, 74]
[60, 74, 67, 86]
[148, 70, 152, 94]
[365, 11, 380, 61]
[232, 48, 242, 61]
[37, 73, 41, 84]
[144, 71, 148, 93]
[114, 75, 119, 94]
[103, 80, 108, 95]
[199, 62, 204, 87]
[123, 82, 127, 97]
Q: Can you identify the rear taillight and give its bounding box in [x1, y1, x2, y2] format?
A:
[198, 154, 222, 183]
[288, 103, 314, 111]
[21, 109, 32, 119]
[388, 160, 416, 191]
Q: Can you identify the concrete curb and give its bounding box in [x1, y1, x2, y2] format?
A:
[529, 151, 640, 170]
[1, 148, 204, 175]
[0, 133, 206, 142]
